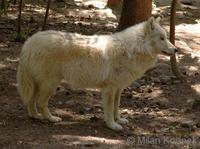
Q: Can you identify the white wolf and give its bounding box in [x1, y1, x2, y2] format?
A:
[17, 17, 177, 131]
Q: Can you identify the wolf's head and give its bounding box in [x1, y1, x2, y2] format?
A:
[145, 17, 178, 56]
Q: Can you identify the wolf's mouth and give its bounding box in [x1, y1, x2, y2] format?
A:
[161, 51, 174, 56]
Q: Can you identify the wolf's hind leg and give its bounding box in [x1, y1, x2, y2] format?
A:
[37, 81, 62, 122]
[114, 89, 129, 125]
[102, 87, 123, 131]
[27, 88, 44, 120]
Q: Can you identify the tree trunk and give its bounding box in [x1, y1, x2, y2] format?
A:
[17, 0, 22, 35]
[42, 0, 51, 30]
[117, 0, 152, 31]
[0, 0, 5, 10]
[107, 0, 122, 19]
[170, 0, 183, 80]
[13, 0, 17, 4]
[15, 0, 24, 41]
[107, 0, 121, 6]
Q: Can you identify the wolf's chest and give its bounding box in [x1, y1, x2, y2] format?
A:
[109, 55, 156, 87]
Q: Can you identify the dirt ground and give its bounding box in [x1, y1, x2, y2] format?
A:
[0, 0, 200, 149]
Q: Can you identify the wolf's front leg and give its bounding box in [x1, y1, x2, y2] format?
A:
[102, 87, 123, 131]
[114, 89, 129, 124]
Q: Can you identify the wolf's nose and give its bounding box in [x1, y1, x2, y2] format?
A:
[174, 48, 178, 53]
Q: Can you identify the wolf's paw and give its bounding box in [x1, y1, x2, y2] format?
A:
[48, 116, 62, 122]
[33, 113, 44, 120]
[117, 118, 129, 125]
[29, 113, 44, 120]
[107, 122, 123, 131]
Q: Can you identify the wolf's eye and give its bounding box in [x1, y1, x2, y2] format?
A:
[160, 37, 164, 41]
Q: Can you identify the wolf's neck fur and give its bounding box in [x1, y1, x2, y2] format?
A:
[111, 22, 157, 82]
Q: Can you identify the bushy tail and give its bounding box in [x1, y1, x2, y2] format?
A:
[17, 63, 35, 106]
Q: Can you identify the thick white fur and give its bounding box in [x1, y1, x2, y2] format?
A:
[17, 17, 176, 130]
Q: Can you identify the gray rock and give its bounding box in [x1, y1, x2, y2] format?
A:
[160, 75, 171, 85]
[152, 77, 161, 83]
[177, 11, 185, 19]
[192, 99, 200, 110]
[154, 0, 173, 6]
[180, 120, 195, 130]
[132, 81, 141, 88]
[181, 0, 200, 6]
[173, 80, 181, 84]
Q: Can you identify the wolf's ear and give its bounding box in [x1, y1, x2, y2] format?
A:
[155, 17, 161, 24]
[145, 17, 155, 34]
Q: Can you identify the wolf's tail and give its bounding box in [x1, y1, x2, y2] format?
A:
[17, 63, 35, 106]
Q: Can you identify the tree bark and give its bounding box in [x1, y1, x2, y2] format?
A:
[0, 0, 5, 10]
[107, 0, 121, 6]
[14, 0, 24, 42]
[170, 0, 183, 80]
[13, 0, 17, 4]
[17, 0, 22, 35]
[42, 0, 51, 30]
[107, 0, 122, 19]
[117, 0, 152, 31]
